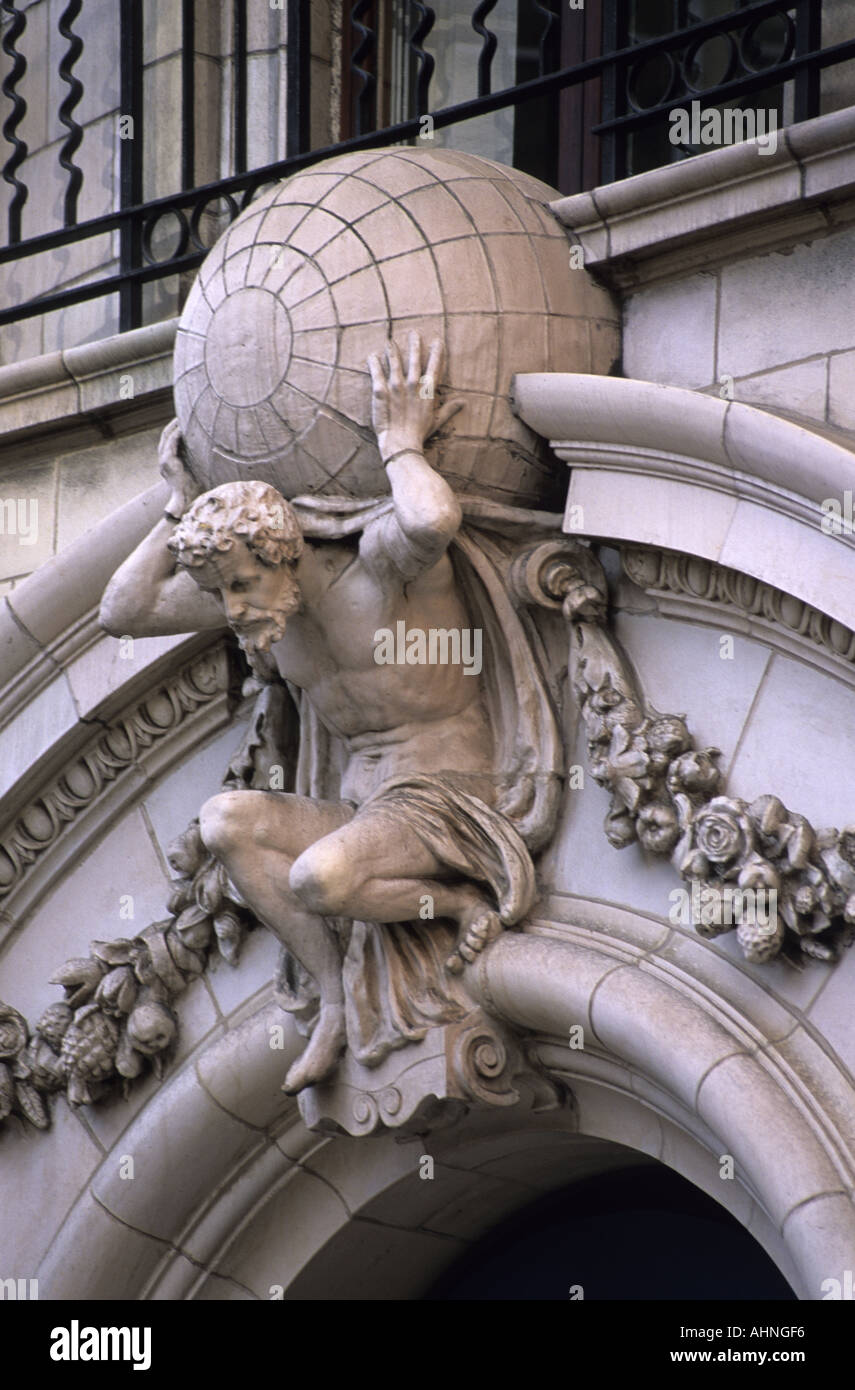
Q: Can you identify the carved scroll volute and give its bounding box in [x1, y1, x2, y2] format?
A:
[513, 538, 697, 870]
[511, 540, 662, 846]
[508, 538, 608, 623]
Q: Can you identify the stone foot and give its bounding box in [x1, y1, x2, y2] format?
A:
[445, 901, 503, 974]
[282, 1004, 346, 1094]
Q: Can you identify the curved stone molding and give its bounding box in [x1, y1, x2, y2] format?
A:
[512, 373, 855, 635]
[31, 915, 853, 1301]
[620, 544, 855, 683]
[471, 925, 855, 1301]
[1, 476, 196, 721]
[0, 642, 234, 935]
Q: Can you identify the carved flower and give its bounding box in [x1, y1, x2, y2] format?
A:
[737, 912, 785, 964]
[166, 821, 206, 878]
[691, 798, 753, 870]
[35, 1002, 73, 1052]
[748, 795, 814, 869]
[668, 748, 721, 796]
[737, 856, 781, 894]
[839, 825, 855, 867]
[0, 1005, 27, 1059]
[95, 966, 138, 1017]
[644, 717, 692, 775]
[60, 1005, 120, 1106]
[605, 725, 650, 783]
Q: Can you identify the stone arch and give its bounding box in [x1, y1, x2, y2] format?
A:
[5, 381, 855, 1301]
[34, 896, 854, 1300]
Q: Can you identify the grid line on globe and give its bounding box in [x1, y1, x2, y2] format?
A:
[173, 148, 618, 510]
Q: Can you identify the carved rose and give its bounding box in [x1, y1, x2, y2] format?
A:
[691, 799, 753, 870]
[0, 1005, 27, 1059]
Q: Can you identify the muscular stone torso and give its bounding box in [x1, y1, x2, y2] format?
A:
[269, 537, 494, 801]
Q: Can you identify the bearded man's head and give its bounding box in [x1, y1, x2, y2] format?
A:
[168, 481, 303, 659]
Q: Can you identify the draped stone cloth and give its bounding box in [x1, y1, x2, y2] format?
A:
[270, 494, 566, 1067]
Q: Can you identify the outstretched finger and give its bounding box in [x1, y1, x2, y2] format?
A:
[406, 329, 422, 386]
[424, 337, 444, 393]
[386, 338, 404, 388]
[367, 352, 386, 394]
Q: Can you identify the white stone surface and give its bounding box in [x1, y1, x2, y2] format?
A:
[0, 808, 171, 1021]
[0, 1096, 101, 1275]
[729, 359, 829, 421]
[726, 650, 855, 828]
[203, 927, 280, 1019]
[697, 1053, 847, 1229]
[624, 275, 717, 388]
[63, 630, 191, 722]
[784, 1192, 855, 1301]
[142, 717, 251, 856]
[616, 612, 771, 771]
[212, 1164, 350, 1295]
[37, 1190, 171, 1301]
[0, 458, 56, 579]
[804, 948, 855, 1085]
[89, 1063, 262, 1245]
[828, 349, 855, 430]
[196, 1003, 301, 1129]
[718, 228, 855, 377]
[55, 430, 162, 553]
[0, 671, 78, 802]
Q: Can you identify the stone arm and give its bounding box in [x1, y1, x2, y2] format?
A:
[100, 513, 227, 637]
[100, 420, 227, 637]
[361, 334, 463, 582]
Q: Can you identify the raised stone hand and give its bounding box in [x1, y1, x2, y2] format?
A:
[368, 331, 463, 461]
[159, 418, 201, 520]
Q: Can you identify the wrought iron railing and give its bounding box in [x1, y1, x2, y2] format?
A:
[1, 0, 854, 332]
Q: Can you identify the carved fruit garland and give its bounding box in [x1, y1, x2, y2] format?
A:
[516, 539, 855, 966]
[0, 773, 258, 1130]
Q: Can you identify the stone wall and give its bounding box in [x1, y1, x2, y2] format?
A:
[553, 108, 855, 435]
[0, 0, 338, 362]
[0, 319, 175, 591]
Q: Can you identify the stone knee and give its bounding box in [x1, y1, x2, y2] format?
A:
[199, 791, 252, 862]
[290, 839, 358, 917]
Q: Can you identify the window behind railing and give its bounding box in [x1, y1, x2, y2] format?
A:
[1, 0, 854, 353]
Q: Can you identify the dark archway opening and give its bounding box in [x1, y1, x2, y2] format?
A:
[424, 1164, 797, 1300]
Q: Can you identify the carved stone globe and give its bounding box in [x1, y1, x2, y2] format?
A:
[173, 147, 618, 509]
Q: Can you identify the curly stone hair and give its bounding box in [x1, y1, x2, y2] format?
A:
[167, 481, 303, 569]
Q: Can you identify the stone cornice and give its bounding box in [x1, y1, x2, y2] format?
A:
[512, 373, 855, 636]
[0, 317, 177, 448]
[550, 108, 855, 289]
